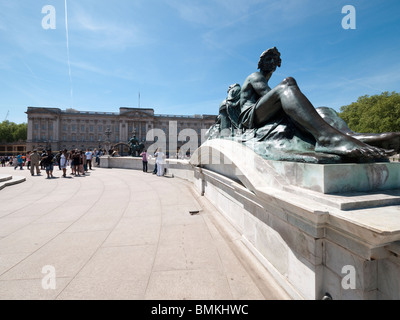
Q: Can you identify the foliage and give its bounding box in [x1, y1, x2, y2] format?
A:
[338, 91, 400, 133]
[0, 121, 27, 142]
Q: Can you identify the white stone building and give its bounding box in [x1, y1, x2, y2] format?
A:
[25, 107, 216, 156]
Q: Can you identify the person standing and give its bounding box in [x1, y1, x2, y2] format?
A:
[85, 149, 93, 171]
[60, 149, 68, 178]
[80, 150, 86, 175]
[140, 149, 148, 172]
[72, 150, 81, 176]
[152, 149, 158, 174]
[69, 150, 75, 175]
[41, 149, 54, 179]
[155, 148, 165, 177]
[14, 153, 23, 170]
[93, 148, 99, 166]
[40, 150, 47, 170]
[30, 149, 41, 176]
[42, 149, 55, 179]
[56, 150, 62, 171]
[26, 151, 31, 170]
[96, 149, 103, 167]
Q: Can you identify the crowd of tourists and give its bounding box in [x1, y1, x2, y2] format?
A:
[2, 147, 182, 179]
[1, 148, 105, 179]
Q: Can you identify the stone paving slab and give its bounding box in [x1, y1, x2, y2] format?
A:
[0, 165, 290, 300]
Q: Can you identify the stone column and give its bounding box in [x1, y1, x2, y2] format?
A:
[145, 121, 152, 145]
[54, 117, 60, 140]
[120, 120, 127, 142]
[27, 116, 33, 141]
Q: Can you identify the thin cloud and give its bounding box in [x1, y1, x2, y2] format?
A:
[69, 6, 153, 50]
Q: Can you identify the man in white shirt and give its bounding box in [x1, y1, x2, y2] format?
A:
[155, 148, 166, 176]
[85, 149, 93, 171]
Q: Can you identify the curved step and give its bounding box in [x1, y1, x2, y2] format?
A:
[0, 175, 26, 190]
[0, 174, 12, 183]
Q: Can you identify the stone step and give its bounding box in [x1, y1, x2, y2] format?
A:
[0, 174, 12, 183]
[283, 185, 400, 211]
[0, 175, 26, 190]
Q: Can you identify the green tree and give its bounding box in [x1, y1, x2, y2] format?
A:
[0, 121, 27, 142]
[339, 91, 400, 133]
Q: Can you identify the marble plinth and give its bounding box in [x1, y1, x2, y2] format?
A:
[186, 139, 400, 300]
[269, 161, 400, 194]
[190, 140, 400, 210]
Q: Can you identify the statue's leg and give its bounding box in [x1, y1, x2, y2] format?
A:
[351, 132, 400, 152]
[252, 88, 283, 127]
[254, 77, 391, 158]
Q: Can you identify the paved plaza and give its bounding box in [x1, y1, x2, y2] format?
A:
[0, 165, 290, 300]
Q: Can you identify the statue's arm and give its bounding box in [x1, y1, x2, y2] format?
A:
[248, 73, 271, 97]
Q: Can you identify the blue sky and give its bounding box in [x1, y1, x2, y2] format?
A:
[1, 0, 399, 124]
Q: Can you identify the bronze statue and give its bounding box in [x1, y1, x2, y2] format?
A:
[219, 83, 241, 131]
[128, 134, 144, 157]
[206, 47, 398, 163]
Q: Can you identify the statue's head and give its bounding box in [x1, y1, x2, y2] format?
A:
[258, 47, 281, 74]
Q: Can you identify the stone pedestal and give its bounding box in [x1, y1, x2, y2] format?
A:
[268, 161, 400, 194]
[185, 139, 400, 300]
[99, 155, 155, 172]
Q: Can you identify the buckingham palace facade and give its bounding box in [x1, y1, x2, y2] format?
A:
[25, 106, 216, 156]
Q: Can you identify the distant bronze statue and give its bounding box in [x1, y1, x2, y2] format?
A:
[207, 47, 398, 163]
[128, 134, 144, 157]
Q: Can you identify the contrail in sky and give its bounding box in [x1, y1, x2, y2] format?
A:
[65, 0, 73, 107]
